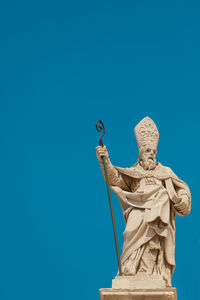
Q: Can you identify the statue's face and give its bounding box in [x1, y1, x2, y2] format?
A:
[139, 146, 157, 170]
[142, 146, 157, 161]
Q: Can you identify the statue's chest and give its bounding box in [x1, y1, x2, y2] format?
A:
[139, 177, 161, 186]
[132, 177, 162, 194]
[144, 177, 156, 185]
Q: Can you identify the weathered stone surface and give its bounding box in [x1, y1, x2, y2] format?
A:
[99, 288, 177, 300]
[112, 275, 166, 289]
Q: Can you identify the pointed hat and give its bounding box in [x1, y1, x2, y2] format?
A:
[134, 117, 159, 150]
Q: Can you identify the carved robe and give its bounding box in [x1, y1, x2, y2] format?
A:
[109, 162, 191, 286]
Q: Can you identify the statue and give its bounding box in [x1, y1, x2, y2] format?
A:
[96, 117, 191, 290]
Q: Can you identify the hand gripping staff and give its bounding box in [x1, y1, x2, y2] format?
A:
[95, 120, 122, 276]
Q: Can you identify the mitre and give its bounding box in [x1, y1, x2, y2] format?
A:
[134, 117, 159, 150]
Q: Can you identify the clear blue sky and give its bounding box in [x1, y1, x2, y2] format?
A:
[0, 1, 199, 299]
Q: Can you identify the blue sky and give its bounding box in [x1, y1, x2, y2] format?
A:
[0, 1, 199, 299]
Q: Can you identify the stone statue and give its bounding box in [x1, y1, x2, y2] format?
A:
[96, 117, 191, 290]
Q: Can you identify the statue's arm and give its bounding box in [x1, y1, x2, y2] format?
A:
[96, 146, 130, 191]
[165, 168, 191, 216]
[173, 186, 191, 216]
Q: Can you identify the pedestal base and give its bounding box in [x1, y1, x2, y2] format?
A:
[99, 288, 177, 300]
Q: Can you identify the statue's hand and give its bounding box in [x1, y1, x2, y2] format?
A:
[96, 145, 109, 162]
[170, 193, 182, 204]
[174, 194, 188, 215]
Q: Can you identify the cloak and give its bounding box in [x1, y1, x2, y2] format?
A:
[110, 162, 191, 272]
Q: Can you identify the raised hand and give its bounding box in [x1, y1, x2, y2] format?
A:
[96, 145, 109, 161]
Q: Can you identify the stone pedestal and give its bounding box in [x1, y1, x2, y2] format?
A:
[100, 275, 177, 300]
[112, 275, 166, 289]
[99, 288, 177, 300]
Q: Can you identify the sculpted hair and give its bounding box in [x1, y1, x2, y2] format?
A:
[138, 147, 144, 163]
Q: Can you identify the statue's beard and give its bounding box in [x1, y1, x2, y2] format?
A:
[140, 158, 157, 170]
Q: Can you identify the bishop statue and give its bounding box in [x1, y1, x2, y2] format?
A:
[96, 117, 191, 288]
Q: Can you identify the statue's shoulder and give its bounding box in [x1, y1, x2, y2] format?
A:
[156, 163, 180, 181]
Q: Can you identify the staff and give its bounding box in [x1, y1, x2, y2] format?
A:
[95, 120, 122, 276]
